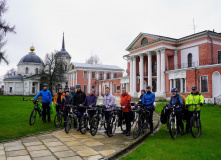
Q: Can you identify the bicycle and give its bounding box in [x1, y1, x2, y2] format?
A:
[79, 105, 94, 134]
[90, 105, 107, 136]
[65, 105, 78, 133]
[133, 104, 150, 139]
[189, 104, 202, 138]
[27, 99, 43, 125]
[168, 105, 181, 139]
[54, 105, 63, 128]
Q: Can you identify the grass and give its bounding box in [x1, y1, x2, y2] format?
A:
[121, 104, 221, 160]
[0, 95, 57, 141]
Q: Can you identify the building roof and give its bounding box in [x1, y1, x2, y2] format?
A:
[71, 62, 124, 71]
[18, 47, 44, 64]
[4, 75, 23, 80]
[57, 33, 71, 58]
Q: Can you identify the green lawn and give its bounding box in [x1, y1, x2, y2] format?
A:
[121, 104, 221, 160]
[0, 95, 57, 141]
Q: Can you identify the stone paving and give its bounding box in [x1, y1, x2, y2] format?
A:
[0, 112, 159, 160]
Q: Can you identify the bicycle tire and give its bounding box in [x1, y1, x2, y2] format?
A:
[107, 115, 117, 137]
[65, 116, 72, 133]
[133, 120, 141, 139]
[29, 109, 37, 125]
[120, 119, 127, 131]
[190, 116, 201, 138]
[90, 115, 99, 136]
[54, 113, 62, 128]
[169, 113, 178, 139]
[80, 115, 88, 134]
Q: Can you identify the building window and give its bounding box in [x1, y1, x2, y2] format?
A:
[35, 68, 38, 74]
[152, 61, 156, 73]
[218, 51, 221, 64]
[152, 80, 156, 92]
[114, 73, 117, 78]
[92, 85, 95, 90]
[25, 67, 29, 74]
[114, 84, 116, 93]
[65, 65, 67, 71]
[84, 71, 87, 79]
[141, 37, 148, 45]
[99, 72, 103, 80]
[188, 53, 192, 67]
[10, 87, 12, 93]
[92, 72, 95, 79]
[32, 83, 35, 94]
[176, 79, 181, 92]
[201, 76, 208, 92]
[107, 73, 110, 79]
[183, 78, 185, 92]
[84, 85, 87, 93]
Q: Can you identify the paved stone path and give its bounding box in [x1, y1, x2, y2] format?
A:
[0, 112, 159, 160]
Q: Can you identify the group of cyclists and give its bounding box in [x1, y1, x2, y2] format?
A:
[32, 83, 204, 137]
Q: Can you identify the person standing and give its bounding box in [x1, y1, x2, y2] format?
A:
[138, 89, 145, 104]
[61, 89, 72, 127]
[185, 86, 204, 133]
[142, 86, 155, 133]
[32, 83, 52, 124]
[120, 87, 132, 136]
[83, 89, 97, 119]
[69, 86, 75, 98]
[54, 87, 65, 113]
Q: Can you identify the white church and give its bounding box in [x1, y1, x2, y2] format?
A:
[3, 34, 71, 96]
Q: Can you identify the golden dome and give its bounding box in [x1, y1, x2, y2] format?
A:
[30, 46, 35, 52]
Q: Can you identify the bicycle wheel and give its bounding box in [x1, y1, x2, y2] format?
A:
[38, 108, 42, 118]
[169, 114, 178, 139]
[121, 119, 127, 131]
[107, 115, 117, 137]
[190, 116, 201, 138]
[54, 113, 62, 128]
[133, 120, 141, 139]
[80, 115, 88, 134]
[90, 115, 99, 136]
[65, 116, 72, 133]
[29, 109, 37, 125]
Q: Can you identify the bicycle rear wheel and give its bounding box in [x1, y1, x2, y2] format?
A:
[190, 116, 201, 138]
[90, 115, 99, 136]
[54, 113, 62, 128]
[133, 120, 141, 139]
[107, 115, 117, 137]
[65, 116, 72, 133]
[120, 119, 127, 131]
[80, 115, 88, 134]
[29, 109, 37, 125]
[169, 114, 178, 139]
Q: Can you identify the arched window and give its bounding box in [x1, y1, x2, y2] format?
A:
[141, 38, 148, 45]
[188, 53, 192, 67]
[25, 67, 29, 74]
[35, 68, 38, 74]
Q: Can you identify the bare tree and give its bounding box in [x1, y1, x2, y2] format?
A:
[0, 0, 15, 65]
[4, 67, 16, 78]
[41, 51, 65, 95]
[86, 55, 101, 64]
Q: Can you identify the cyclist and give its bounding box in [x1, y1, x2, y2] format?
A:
[185, 86, 204, 134]
[120, 87, 132, 136]
[61, 89, 72, 127]
[32, 83, 52, 124]
[138, 89, 145, 104]
[103, 87, 115, 133]
[83, 89, 97, 119]
[54, 87, 65, 113]
[69, 86, 75, 98]
[168, 88, 184, 135]
[72, 84, 86, 129]
[142, 86, 155, 133]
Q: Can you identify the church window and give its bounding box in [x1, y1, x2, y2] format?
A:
[25, 67, 29, 74]
[188, 53, 192, 67]
[35, 68, 38, 74]
[218, 51, 221, 64]
[141, 38, 148, 45]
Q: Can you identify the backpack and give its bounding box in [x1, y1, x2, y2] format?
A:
[160, 104, 170, 124]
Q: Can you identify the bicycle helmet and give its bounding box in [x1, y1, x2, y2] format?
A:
[192, 86, 197, 90]
[76, 84, 81, 88]
[58, 87, 62, 90]
[64, 89, 69, 93]
[141, 89, 145, 92]
[146, 86, 151, 89]
[171, 88, 178, 92]
[43, 83, 48, 87]
[70, 86, 75, 90]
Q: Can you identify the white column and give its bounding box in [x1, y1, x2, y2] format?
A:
[99, 84, 101, 96]
[174, 50, 178, 70]
[184, 78, 186, 92]
[170, 79, 172, 91]
[76, 71, 78, 85]
[129, 57, 133, 93]
[104, 71, 107, 80]
[132, 56, 137, 96]
[180, 78, 183, 93]
[96, 71, 99, 80]
[148, 51, 152, 88]
[73, 72, 75, 86]
[139, 53, 144, 92]
[161, 48, 166, 95]
[156, 50, 161, 94]
[111, 72, 114, 79]
[173, 79, 176, 88]
[126, 83, 129, 92]
[88, 71, 91, 93]
[110, 82, 112, 94]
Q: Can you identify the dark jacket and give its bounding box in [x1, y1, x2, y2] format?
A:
[61, 95, 72, 111]
[169, 94, 184, 112]
[138, 94, 143, 104]
[142, 92, 155, 107]
[72, 90, 86, 106]
[83, 94, 97, 107]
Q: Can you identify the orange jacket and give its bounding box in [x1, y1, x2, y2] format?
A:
[120, 93, 131, 112]
[180, 94, 186, 109]
[54, 92, 65, 104]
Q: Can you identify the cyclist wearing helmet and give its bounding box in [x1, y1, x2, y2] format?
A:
[138, 89, 145, 104]
[83, 89, 97, 119]
[61, 89, 72, 127]
[32, 83, 52, 124]
[168, 88, 184, 135]
[185, 86, 204, 134]
[69, 86, 75, 98]
[142, 86, 155, 133]
[54, 87, 65, 113]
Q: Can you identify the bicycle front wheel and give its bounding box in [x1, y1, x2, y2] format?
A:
[190, 116, 201, 138]
[133, 120, 141, 139]
[90, 115, 99, 136]
[107, 115, 117, 137]
[169, 114, 178, 139]
[65, 116, 72, 133]
[79, 115, 88, 134]
[54, 113, 62, 128]
[29, 109, 37, 125]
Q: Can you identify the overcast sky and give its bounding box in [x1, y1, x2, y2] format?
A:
[0, 0, 221, 77]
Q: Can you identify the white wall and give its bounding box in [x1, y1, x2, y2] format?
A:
[181, 46, 199, 65]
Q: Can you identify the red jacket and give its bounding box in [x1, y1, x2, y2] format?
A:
[120, 93, 131, 112]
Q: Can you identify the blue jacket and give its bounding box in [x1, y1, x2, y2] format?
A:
[169, 94, 184, 112]
[69, 91, 75, 98]
[142, 92, 155, 107]
[33, 89, 52, 104]
[83, 94, 97, 107]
